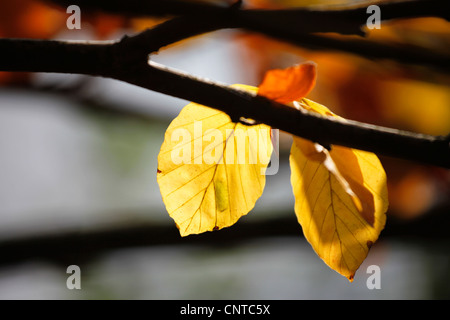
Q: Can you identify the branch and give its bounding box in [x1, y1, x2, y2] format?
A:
[119, 62, 450, 168]
[1, 37, 449, 168]
[0, 38, 114, 75]
[48, 0, 450, 25]
[0, 203, 449, 266]
[117, 8, 450, 73]
[228, 26, 450, 74]
[47, 0, 230, 17]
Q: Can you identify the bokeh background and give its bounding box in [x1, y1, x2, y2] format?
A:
[0, 0, 449, 299]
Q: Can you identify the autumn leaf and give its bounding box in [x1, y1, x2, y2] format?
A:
[157, 85, 272, 236]
[290, 137, 388, 281]
[258, 62, 317, 104]
[289, 99, 388, 281]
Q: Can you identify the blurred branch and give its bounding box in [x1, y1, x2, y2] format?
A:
[0, 203, 449, 267]
[46, 0, 230, 17]
[47, 0, 450, 32]
[47, 0, 450, 70]
[0, 36, 449, 168]
[119, 14, 450, 73]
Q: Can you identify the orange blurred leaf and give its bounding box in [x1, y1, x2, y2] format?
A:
[258, 62, 317, 103]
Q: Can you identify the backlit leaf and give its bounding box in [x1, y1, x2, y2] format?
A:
[157, 85, 272, 236]
[289, 99, 388, 280]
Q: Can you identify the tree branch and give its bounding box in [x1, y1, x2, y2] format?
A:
[0, 38, 115, 76]
[0, 203, 449, 267]
[47, 0, 230, 18]
[49, 0, 450, 71]
[48, 0, 450, 26]
[116, 7, 450, 73]
[1, 1, 450, 167]
[0, 37, 448, 168]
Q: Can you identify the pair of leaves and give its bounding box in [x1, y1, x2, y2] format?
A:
[156, 62, 388, 281]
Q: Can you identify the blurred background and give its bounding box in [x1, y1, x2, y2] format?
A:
[0, 0, 449, 299]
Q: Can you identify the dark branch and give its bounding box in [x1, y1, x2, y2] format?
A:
[46, 0, 229, 17]
[0, 203, 449, 267]
[116, 7, 450, 73]
[0, 37, 449, 168]
[47, 0, 450, 25]
[116, 61, 450, 168]
[0, 38, 115, 76]
[1, 1, 450, 167]
[227, 25, 450, 74]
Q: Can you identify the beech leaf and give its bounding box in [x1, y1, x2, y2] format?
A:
[289, 99, 388, 280]
[157, 85, 273, 236]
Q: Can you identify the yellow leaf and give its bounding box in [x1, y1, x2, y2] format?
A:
[289, 99, 388, 281]
[157, 85, 273, 236]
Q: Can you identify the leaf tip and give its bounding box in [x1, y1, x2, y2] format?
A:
[174, 222, 188, 237]
[348, 274, 355, 282]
